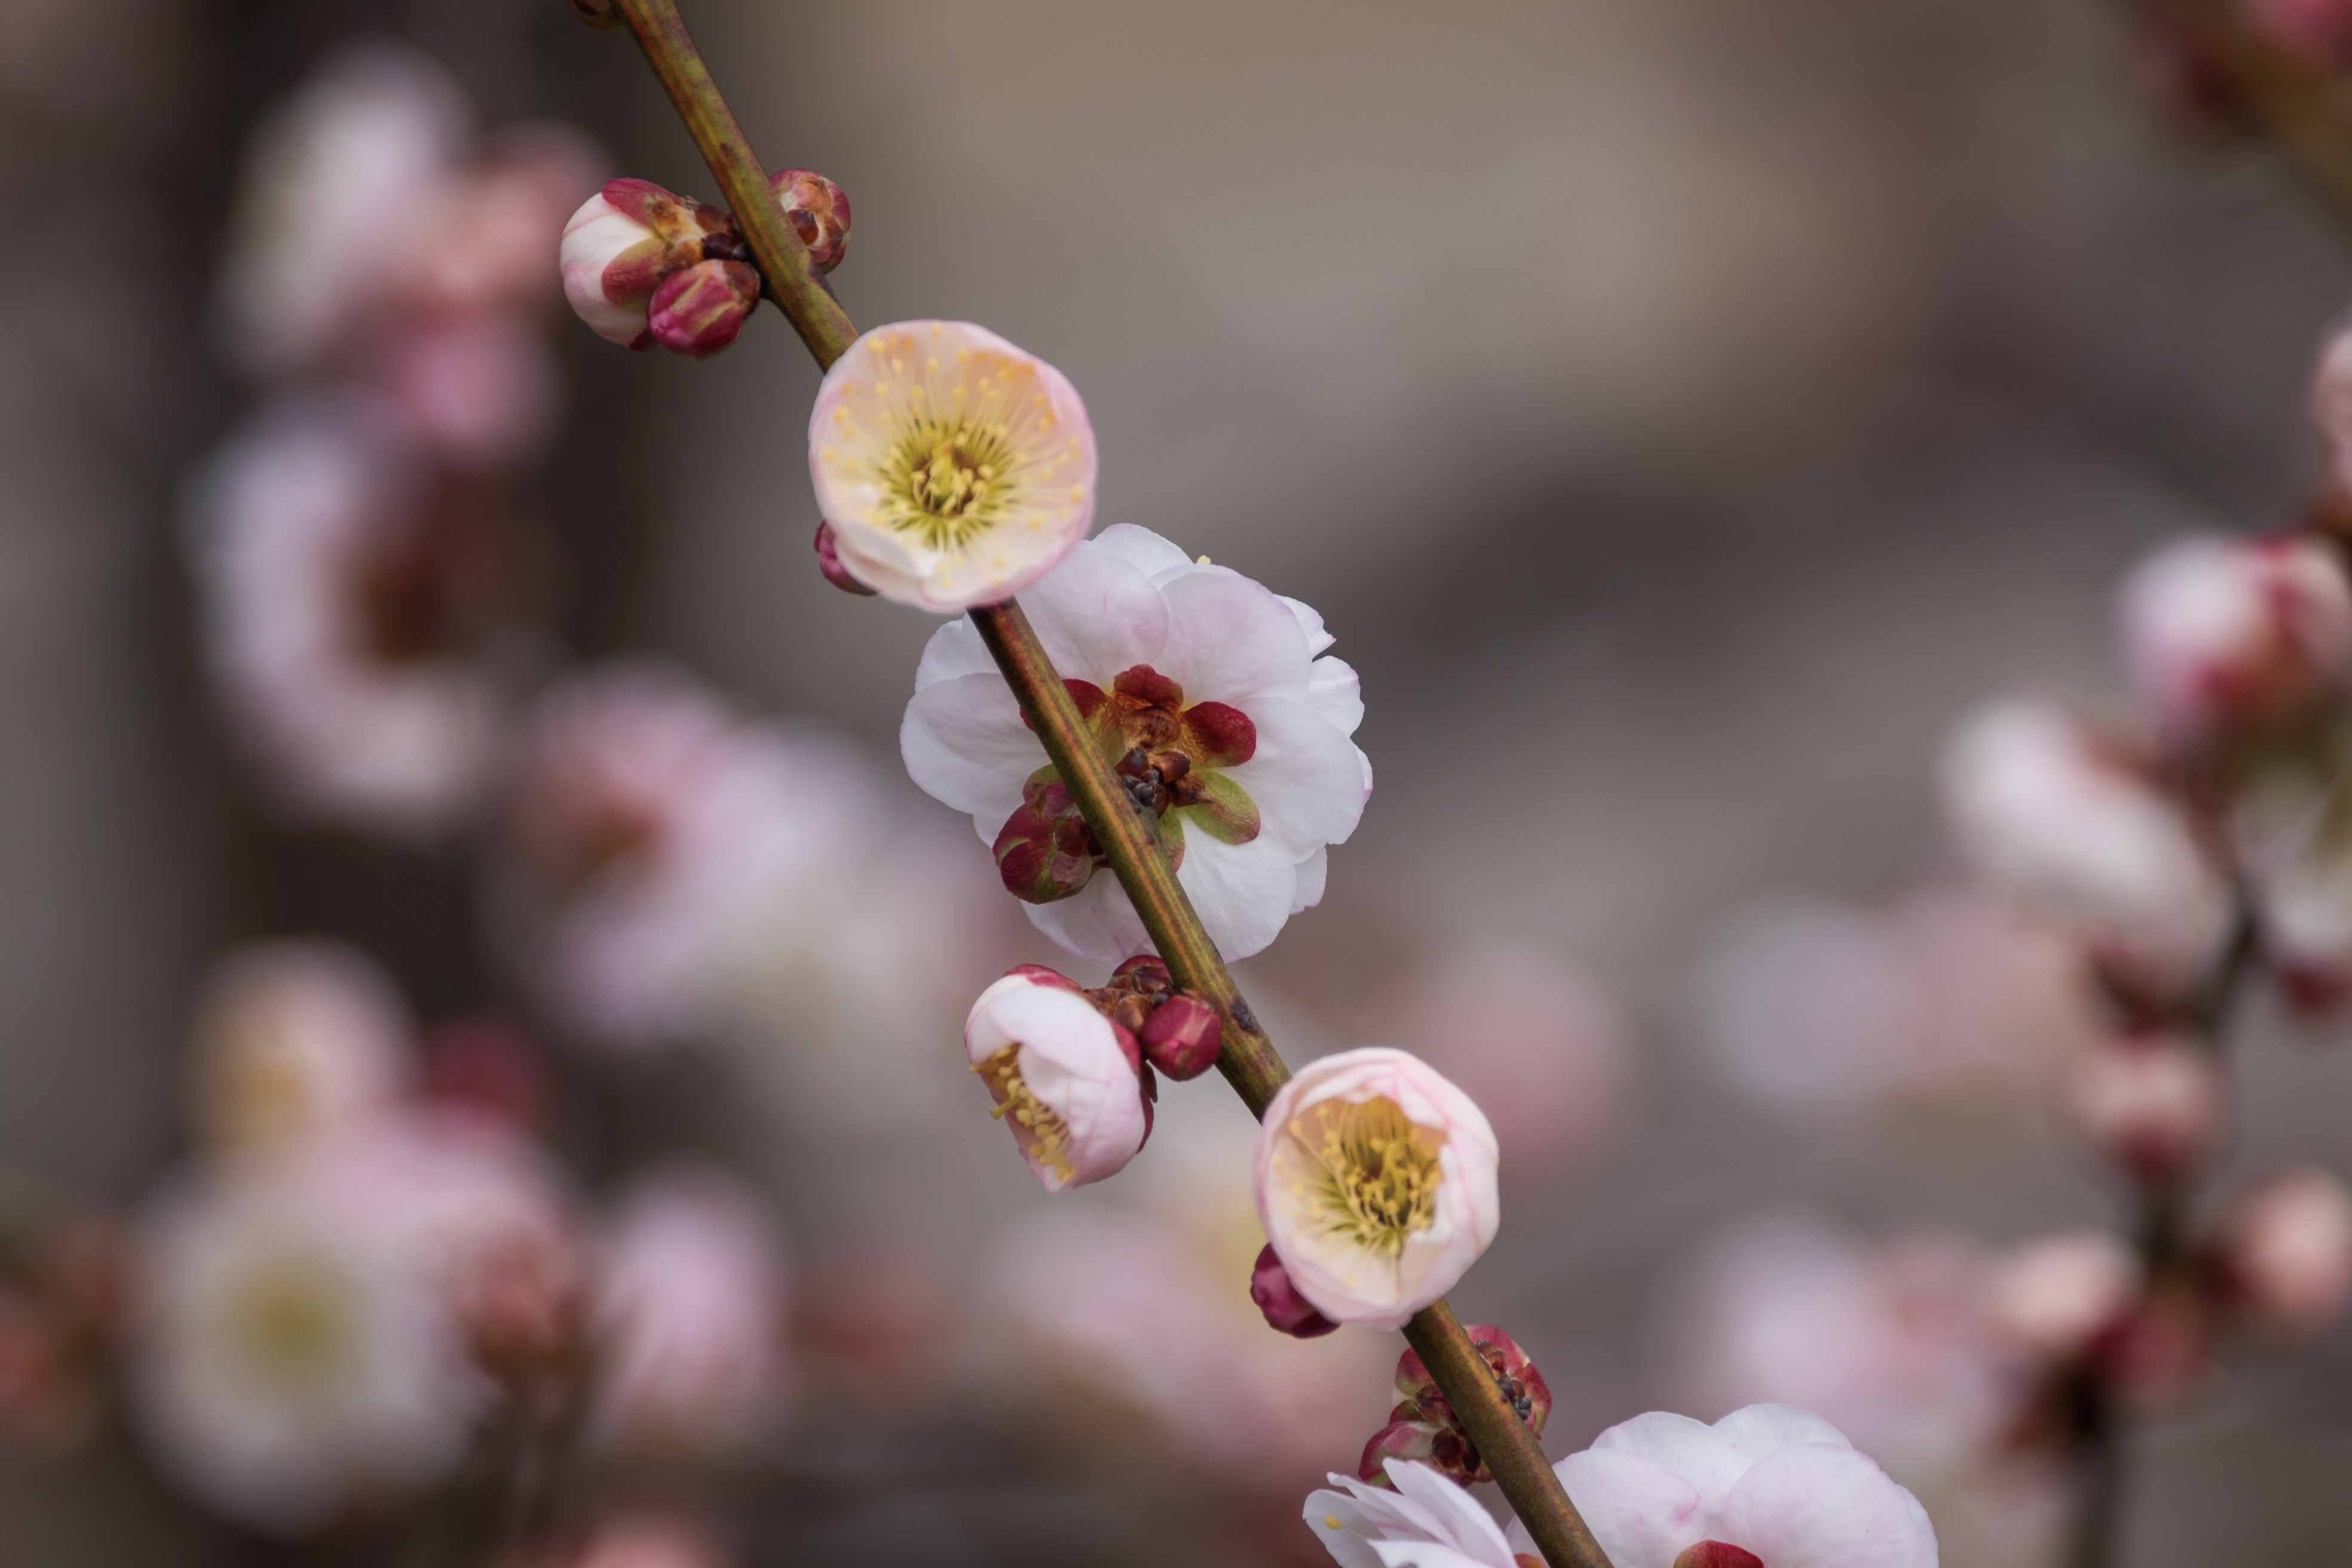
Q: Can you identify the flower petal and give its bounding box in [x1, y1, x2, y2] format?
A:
[1088, 523, 1196, 584]
[1385, 1459, 1520, 1564]
[1153, 568, 1313, 709]
[1281, 593, 1338, 656]
[901, 673, 1043, 832]
[1715, 1444, 1937, 1568]
[914, 615, 998, 691]
[1306, 1486, 1392, 1568]
[1172, 831, 1300, 960]
[1224, 696, 1372, 859]
[1292, 845, 1330, 912]
[1711, 1404, 1854, 1466]
[1554, 1449, 1710, 1568]
[1590, 1413, 1751, 1517]
[1024, 872, 1152, 966]
[1308, 654, 1367, 738]
[1018, 538, 1169, 684]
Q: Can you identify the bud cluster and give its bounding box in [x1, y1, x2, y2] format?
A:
[1355, 1325, 1551, 1489]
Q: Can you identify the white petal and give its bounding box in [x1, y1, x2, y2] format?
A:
[1554, 1449, 1710, 1568]
[1175, 831, 1300, 960]
[1281, 593, 1339, 656]
[1224, 696, 1373, 858]
[1307, 654, 1367, 737]
[1154, 568, 1312, 708]
[914, 615, 997, 691]
[1089, 523, 1196, 584]
[1025, 872, 1153, 966]
[900, 673, 1042, 825]
[1018, 537, 1169, 683]
[1368, 1544, 1502, 1568]
[1385, 1460, 1520, 1564]
[1716, 1444, 1938, 1568]
[1291, 845, 1329, 913]
[1712, 1404, 1854, 1465]
[1590, 1412, 1751, 1517]
[1305, 1487, 1390, 1568]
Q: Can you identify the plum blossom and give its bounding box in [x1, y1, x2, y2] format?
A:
[2117, 533, 2352, 752]
[2061, 1033, 2222, 1185]
[568, 1515, 737, 1568]
[905, 525, 1371, 962]
[186, 940, 412, 1151]
[964, 969, 1150, 1192]
[561, 178, 752, 351]
[1940, 697, 2232, 1004]
[810, 320, 1096, 609]
[2221, 1166, 2352, 1337]
[1255, 1048, 1499, 1329]
[2227, 749, 2352, 1008]
[1306, 1459, 1527, 1568]
[1526, 1405, 1937, 1568]
[1984, 1231, 2139, 1362]
[592, 1163, 789, 1455]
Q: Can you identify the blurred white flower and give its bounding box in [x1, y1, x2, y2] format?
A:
[1306, 1459, 1523, 1568]
[1693, 884, 2101, 1121]
[187, 396, 526, 837]
[808, 320, 1096, 608]
[905, 524, 1371, 963]
[2221, 1166, 2352, 1338]
[593, 1163, 788, 1456]
[187, 939, 411, 1152]
[1255, 1048, 1498, 1330]
[1941, 697, 2232, 1004]
[1533, 1405, 1937, 1568]
[964, 970, 1150, 1192]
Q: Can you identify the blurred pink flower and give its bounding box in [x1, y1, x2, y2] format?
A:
[566, 1515, 736, 1568]
[1385, 939, 1634, 1174]
[397, 125, 605, 319]
[186, 939, 412, 1151]
[1941, 697, 2232, 1006]
[2061, 1032, 2222, 1186]
[2221, 1166, 2352, 1338]
[1306, 1459, 1524, 1568]
[1530, 1405, 1937, 1568]
[188, 397, 528, 837]
[1983, 1230, 2140, 1363]
[369, 309, 561, 468]
[809, 320, 1096, 608]
[1693, 884, 2102, 1120]
[964, 970, 1150, 1192]
[1255, 1048, 1499, 1330]
[2254, 0, 2352, 62]
[593, 1163, 789, 1456]
[2117, 533, 2352, 754]
[905, 525, 1370, 963]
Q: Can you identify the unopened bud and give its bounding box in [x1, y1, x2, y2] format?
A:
[2100, 1276, 2218, 1410]
[1986, 1230, 2140, 1361]
[647, 259, 760, 359]
[1140, 993, 1221, 1080]
[2063, 1033, 2224, 1186]
[1248, 1242, 1337, 1338]
[1110, 954, 1173, 993]
[422, 1016, 549, 1132]
[1357, 1416, 1468, 1487]
[561, 178, 745, 350]
[991, 779, 1098, 903]
[813, 521, 876, 595]
[2221, 1165, 2352, 1337]
[1370, 1324, 1550, 1486]
[771, 168, 850, 272]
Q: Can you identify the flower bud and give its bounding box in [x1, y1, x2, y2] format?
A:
[771, 168, 850, 272]
[1986, 1230, 2140, 1361]
[2221, 1165, 2352, 1337]
[560, 178, 746, 349]
[646, 259, 760, 359]
[964, 971, 1149, 1192]
[1110, 953, 1174, 992]
[1362, 1324, 1549, 1486]
[2118, 533, 2352, 754]
[2101, 1275, 2219, 1410]
[2063, 1033, 2224, 1186]
[813, 521, 877, 595]
[1248, 1242, 1337, 1338]
[1141, 992, 1222, 1080]
[991, 778, 1099, 903]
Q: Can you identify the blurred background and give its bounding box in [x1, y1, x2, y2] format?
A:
[5, 0, 2352, 1563]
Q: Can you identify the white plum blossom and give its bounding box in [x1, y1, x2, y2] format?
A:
[809, 321, 1096, 610]
[1254, 1048, 1499, 1330]
[187, 941, 412, 1152]
[904, 524, 1371, 963]
[1940, 697, 2232, 1003]
[1307, 1458, 1526, 1568]
[964, 969, 1149, 1192]
[2222, 1166, 2352, 1337]
[1531, 1405, 1938, 1568]
[593, 1164, 789, 1455]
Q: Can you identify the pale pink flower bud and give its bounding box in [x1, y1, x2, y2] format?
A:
[1249, 1243, 1337, 1339]
[813, 521, 877, 595]
[2222, 1165, 2352, 1337]
[2118, 533, 2352, 752]
[1986, 1230, 2140, 1361]
[810, 320, 1097, 609]
[1141, 993, 1222, 1080]
[964, 971, 1149, 1192]
[1254, 1048, 1499, 1329]
[2063, 1032, 2224, 1185]
[771, 168, 850, 272]
[560, 178, 746, 349]
[646, 259, 760, 359]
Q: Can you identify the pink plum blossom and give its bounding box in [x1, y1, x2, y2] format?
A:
[560, 177, 749, 350]
[1524, 1405, 1937, 1568]
[2227, 752, 2352, 1009]
[1940, 697, 2232, 1005]
[1255, 1048, 1499, 1330]
[1306, 1459, 1527, 1568]
[592, 1163, 789, 1455]
[904, 524, 1371, 963]
[1984, 1230, 2140, 1363]
[2221, 1165, 2352, 1337]
[186, 940, 412, 1151]
[369, 308, 561, 468]
[394, 124, 605, 319]
[964, 969, 1150, 1192]
[809, 320, 1096, 608]
[568, 1516, 737, 1568]
[2116, 533, 2352, 753]
[2253, 0, 2352, 63]
[2061, 1032, 2222, 1186]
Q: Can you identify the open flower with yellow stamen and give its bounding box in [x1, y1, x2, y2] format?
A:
[1255, 1048, 1500, 1330]
[964, 969, 1150, 1193]
[808, 320, 1096, 610]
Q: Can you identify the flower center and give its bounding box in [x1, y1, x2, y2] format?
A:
[974, 1043, 1073, 1183]
[882, 419, 1018, 548]
[222, 1251, 356, 1397]
[1300, 1096, 1442, 1258]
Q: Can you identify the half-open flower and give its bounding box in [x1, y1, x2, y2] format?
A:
[964, 970, 1149, 1192]
[560, 178, 749, 351]
[809, 320, 1095, 610]
[1307, 1459, 1527, 1568]
[1254, 1048, 1499, 1330]
[904, 525, 1371, 963]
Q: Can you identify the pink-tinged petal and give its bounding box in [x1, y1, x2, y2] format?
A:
[825, 514, 928, 604]
[913, 615, 997, 692]
[1385, 1459, 1521, 1563]
[1089, 523, 1197, 583]
[1710, 1404, 1855, 1466]
[1281, 593, 1339, 656]
[1025, 872, 1153, 967]
[1223, 696, 1373, 859]
[1308, 654, 1367, 738]
[1018, 545, 1169, 684]
[597, 176, 684, 226]
[561, 195, 660, 344]
[1590, 1413, 1750, 1516]
[1555, 1450, 1711, 1568]
[1306, 1487, 1391, 1568]
[1715, 1444, 1937, 1568]
[1171, 832, 1298, 961]
[1292, 845, 1330, 912]
[1368, 1545, 1508, 1568]
[1154, 568, 1313, 708]
[901, 673, 1044, 828]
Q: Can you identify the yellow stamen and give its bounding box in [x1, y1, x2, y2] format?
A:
[1294, 1096, 1442, 1258]
[975, 1043, 1074, 1183]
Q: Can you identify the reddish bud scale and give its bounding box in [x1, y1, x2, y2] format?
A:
[1250, 1243, 1337, 1338]
[1140, 993, 1221, 1080]
[647, 260, 761, 359]
[772, 168, 852, 272]
[991, 779, 1100, 902]
[813, 522, 877, 595]
[1369, 1325, 1552, 1486]
[1676, 1546, 1766, 1568]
